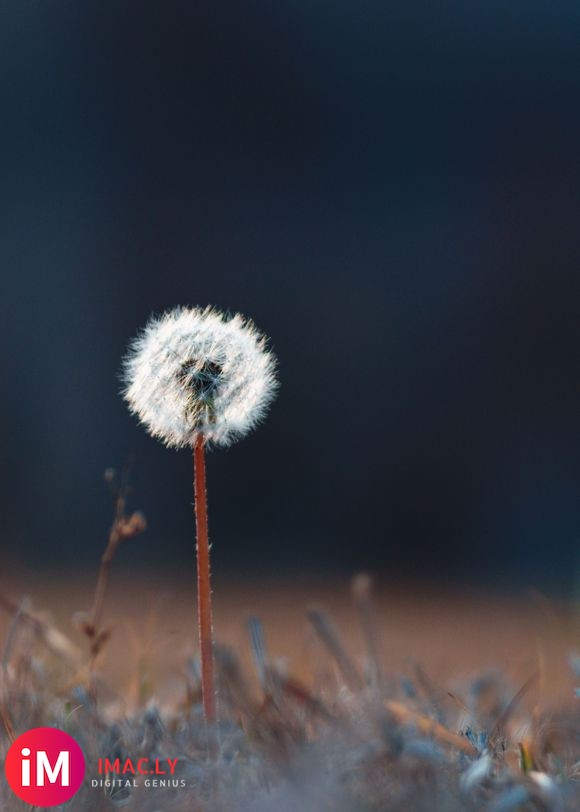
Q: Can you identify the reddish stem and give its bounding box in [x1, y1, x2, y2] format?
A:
[193, 434, 217, 727]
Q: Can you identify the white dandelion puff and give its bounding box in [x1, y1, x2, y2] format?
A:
[121, 304, 278, 731]
[122, 306, 278, 449]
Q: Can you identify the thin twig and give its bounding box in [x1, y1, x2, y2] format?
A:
[489, 673, 538, 747]
[385, 700, 477, 757]
[78, 467, 146, 687]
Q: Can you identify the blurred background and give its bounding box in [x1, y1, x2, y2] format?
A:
[1, 2, 579, 594]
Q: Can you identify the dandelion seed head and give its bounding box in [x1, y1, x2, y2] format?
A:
[122, 306, 278, 448]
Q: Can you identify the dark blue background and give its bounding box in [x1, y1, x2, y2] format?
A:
[1, 3, 579, 588]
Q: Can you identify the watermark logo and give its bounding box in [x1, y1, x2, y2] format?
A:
[5, 727, 86, 806]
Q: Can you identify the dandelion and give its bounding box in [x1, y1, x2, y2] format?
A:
[122, 306, 277, 731]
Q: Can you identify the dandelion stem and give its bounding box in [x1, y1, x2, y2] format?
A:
[193, 434, 217, 728]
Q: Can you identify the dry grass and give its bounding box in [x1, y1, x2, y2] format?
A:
[0, 566, 579, 811]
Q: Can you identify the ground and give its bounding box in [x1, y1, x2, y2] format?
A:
[0, 568, 578, 810]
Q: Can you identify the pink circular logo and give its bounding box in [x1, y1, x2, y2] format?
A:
[5, 727, 86, 806]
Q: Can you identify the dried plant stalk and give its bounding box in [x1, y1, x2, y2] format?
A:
[307, 608, 364, 692]
[385, 700, 477, 756]
[75, 473, 146, 694]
